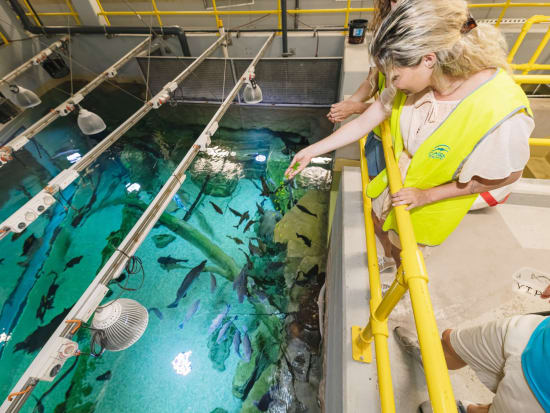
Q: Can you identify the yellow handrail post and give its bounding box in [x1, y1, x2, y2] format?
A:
[211, 0, 223, 29]
[277, 0, 282, 35]
[352, 135, 397, 413]
[23, 0, 41, 26]
[522, 26, 550, 74]
[0, 31, 9, 45]
[530, 138, 550, 146]
[508, 15, 550, 63]
[95, 0, 111, 26]
[64, 0, 81, 25]
[151, 0, 163, 27]
[495, 0, 511, 27]
[345, 0, 351, 28]
[378, 120, 457, 413]
[513, 74, 550, 84]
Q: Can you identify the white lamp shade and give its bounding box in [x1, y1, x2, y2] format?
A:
[243, 83, 263, 104]
[8, 85, 41, 108]
[91, 298, 148, 352]
[77, 108, 106, 135]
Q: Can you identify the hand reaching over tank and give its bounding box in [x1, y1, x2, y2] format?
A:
[327, 100, 369, 123]
[285, 148, 314, 180]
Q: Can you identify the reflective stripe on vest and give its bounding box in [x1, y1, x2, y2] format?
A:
[371, 69, 532, 246]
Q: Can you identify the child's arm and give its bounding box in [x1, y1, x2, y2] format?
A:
[286, 98, 389, 179]
[390, 171, 522, 210]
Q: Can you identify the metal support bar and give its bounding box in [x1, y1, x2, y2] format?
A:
[281, 0, 289, 56]
[2, 36, 152, 157]
[0, 36, 69, 86]
[0, 33, 271, 413]
[0, 35, 226, 240]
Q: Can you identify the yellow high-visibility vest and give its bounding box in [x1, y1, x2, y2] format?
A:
[368, 69, 532, 246]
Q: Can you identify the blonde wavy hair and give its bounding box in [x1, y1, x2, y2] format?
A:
[369, 0, 394, 31]
[370, 0, 510, 92]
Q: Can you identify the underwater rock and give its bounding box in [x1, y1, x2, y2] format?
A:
[286, 338, 311, 382]
[274, 190, 328, 258]
[239, 364, 277, 412]
[152, 234, 176, 248]
[258, 210, 282, 241]
[189, 146, 241, 197]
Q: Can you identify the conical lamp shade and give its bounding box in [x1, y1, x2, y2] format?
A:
[243, 83, 263, 104]
[91, 298, 148, 352]
[8, 85, 41, 108]
[77, 108, 106, 135]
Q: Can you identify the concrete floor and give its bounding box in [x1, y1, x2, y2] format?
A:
[332, 167, 549, 413]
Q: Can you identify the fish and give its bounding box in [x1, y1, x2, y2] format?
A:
[96, 371, 112, 381]
[14, 307, 72, 354]
[52, 149, 79, 159]
[148, 307, 164, 320]
[251, 237, 267, 254]
[64, 256, 83, 271]
[296, 232, 312, 248]
[233, 265, 248, 304]
[228, 207, 242, 217]
[233, 329, 242, 358]
[260, 176, 273, 197]
[167, 260, 207, 308]
[0, 258, 4, 264]
[239, 248, 253, 270]
[36, 276, 59, 322]
[157, 255, 188, 271]
[179, 299, 201, 329]
[248, 240, 263, 257]
[254, 389, 274, 411]
[243, 219, 257, 233]
[210, 273, 217, 293]
[21, 234, 37, 256]
[296, 204, 318, 218]
[226, 235, 244, 245]
[173, 194, 186, 210]
[242, 326, 252, 362]
[256, 202, 265, 215]
[208, 304, 231, 334]
[210, 201, 223, 215]
[234, 211, 250, 229]
[216, 315, 237, 344]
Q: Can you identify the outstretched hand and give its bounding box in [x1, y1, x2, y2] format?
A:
[285, 149, 313, 180]
[327, 100, 367, 123]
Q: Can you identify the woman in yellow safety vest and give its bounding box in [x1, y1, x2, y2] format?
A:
[285, 0, 534, 268]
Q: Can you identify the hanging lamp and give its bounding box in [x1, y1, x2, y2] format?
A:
[243, 71, 263, 104]
[8, 84, 41, 108]
[77, 106, 106, 135]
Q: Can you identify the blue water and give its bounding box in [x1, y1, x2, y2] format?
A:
[0, 83, 333, 412]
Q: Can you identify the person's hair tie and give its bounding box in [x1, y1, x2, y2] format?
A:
[461, 16, 477, 34]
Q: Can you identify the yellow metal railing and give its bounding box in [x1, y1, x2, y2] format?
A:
[352, 120, 458, 413]
[0, 30, 8, 45]
[22, 0, 81, 25]
[509, 15, 550, 76]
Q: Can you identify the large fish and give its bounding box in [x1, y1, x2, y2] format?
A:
[233, 329, 242, 358]
[242, 326, 252, 362]
[260, 176, 273, 197]
[228, 207, 243, 217]
[210, 201, 223, 215]
[157, 255, 188, 271]
[248, 240, 263, 257]
[167, 260, 207, 308]
[239, 248, 253, 270]
[21, 234, 37, 256]
[216, 315, 237, 344]
[179, 299, 201, 329]
[208, 304, 231, 334]
[233, 266, 248, 303]
[234, 211, 250, 229]
[296, 204, 317, 218]
[243, 219, 257, 233]
[226, 235, 244, 245]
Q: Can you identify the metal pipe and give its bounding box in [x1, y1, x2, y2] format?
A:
[294, 0, 299, 29]
[281, 0, 288, 56]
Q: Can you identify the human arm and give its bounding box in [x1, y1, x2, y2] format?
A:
[327, 67, 379, 123]
[390, 171, 523, 210]
[286, 97, 389, 179]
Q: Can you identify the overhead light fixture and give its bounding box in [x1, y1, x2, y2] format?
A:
[8, 84, 41, 108]
[77, 107, 106, 135]
[243, 70, 263, 104]
[90, 298, 148, 356]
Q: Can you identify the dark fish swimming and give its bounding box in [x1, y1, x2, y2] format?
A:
[248, 240, 262, 257]
[256, 202, 265, 215]
[210, 201, 223, 215]
[234, 211, 250, 229]
[14, 307, 72, 354]
[226, 235, 244, 245]
[0, 258, 4, 265]
[296, 232, 312, 248]
[216, 315, 237, 344]
[260, 176, 273, 197]
[208, 304, 231, 334]
[179, 299, 201, 329]
[210, 273, 217, 293]
[167, 260, 207, 308]
[239, 248, 253, 270]
[64, 256, 83, 271]
[148, 307, 164, 320]
[157, 255, 188, 271]
[228, 207, 242, 217]
[233, 266, 248, 304]
[36, 276, 59, 322]
[21, 234, 37, 256]
[296, 204, 318, 218]
[96, 370, 112, 381]
[243, 219, 257, 233]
